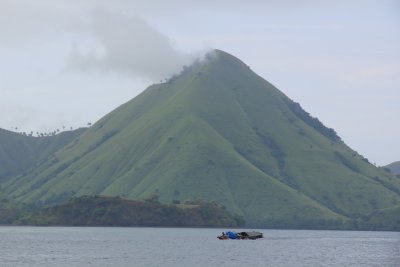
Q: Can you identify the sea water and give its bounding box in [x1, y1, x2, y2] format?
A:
[0, 227, 399, 267]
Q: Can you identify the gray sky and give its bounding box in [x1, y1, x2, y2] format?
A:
[0, 0, 399, 165]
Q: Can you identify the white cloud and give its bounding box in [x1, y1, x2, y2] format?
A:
[67, 9, 201, 81]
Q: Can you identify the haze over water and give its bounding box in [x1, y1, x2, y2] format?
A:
[0, 227, 399, 267]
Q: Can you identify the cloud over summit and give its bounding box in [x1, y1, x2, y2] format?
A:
[68, 10, 199, 81]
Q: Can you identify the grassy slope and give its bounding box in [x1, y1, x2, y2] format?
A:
[361, 205, 400, 231]
[4, 50, 400, 227]
[0, 189, 26, 224]
[385, 161, 400, 175]
[0, 128, 86, 183]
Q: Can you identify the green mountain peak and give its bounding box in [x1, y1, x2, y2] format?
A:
[2, 49, 400, 228]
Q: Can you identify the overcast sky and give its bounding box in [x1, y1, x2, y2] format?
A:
[0, 0, 399, 165]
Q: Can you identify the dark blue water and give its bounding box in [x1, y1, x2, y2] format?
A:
[0, 227, 399, 267]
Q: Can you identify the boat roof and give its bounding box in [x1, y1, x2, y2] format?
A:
[239, 231, 262, 237]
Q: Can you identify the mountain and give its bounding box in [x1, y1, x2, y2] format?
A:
[3, 50, 400, 228]
[0, 128, 86, 182]
[385, 161, 400, 175]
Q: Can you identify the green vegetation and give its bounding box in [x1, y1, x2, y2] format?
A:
[0, 190, 27, 224]
[0, 128, 86, 182]
[1, 50, 400, 230]
[385, 161, 400, 175]
[17, 195, 244, 227]
[357, 205, 400, 231]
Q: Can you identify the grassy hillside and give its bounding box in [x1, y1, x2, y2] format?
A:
[359, 205, 400, 231]
[385, 161, 400, 175]
[0, 128, 86, 182]
[0, 189, 26, 224]
[4, 50, 400, 228]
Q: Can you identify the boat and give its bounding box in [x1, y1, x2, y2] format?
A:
[218, 231, 263, 240]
